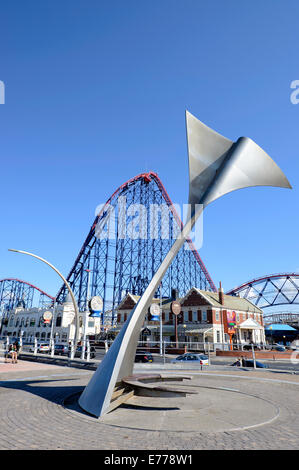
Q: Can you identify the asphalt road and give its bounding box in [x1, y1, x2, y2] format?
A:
[94, 348, 299, 372]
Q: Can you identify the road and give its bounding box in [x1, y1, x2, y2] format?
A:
[94, 348, 299, 372]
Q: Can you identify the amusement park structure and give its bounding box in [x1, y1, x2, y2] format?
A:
[227, 273, 299, 309]
[0, 171, 216, 325]
[0, 278, 55, 312]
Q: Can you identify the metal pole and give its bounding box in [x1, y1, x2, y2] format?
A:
[50, 301, 56, 357]
[86, 337, 90, 362]
[251, 343, 256, 369]
[159, 284, 163, 356]
[8, 249, 80, 358]
[82, 269, 91, 360]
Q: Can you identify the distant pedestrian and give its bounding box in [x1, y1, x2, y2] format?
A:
[14, 341, 20, 362]
[11, 343, 18, 364]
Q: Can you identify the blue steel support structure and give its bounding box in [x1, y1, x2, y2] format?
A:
[0, 278, 55, 325]
[55, 172, 216, 326]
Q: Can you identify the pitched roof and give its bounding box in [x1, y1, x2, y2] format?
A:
[116, 288, 263, 313]
[181, 288, 263, 313]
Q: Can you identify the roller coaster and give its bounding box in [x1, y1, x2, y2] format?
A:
[0, 172, 216, 326]
[0, 278, 55, 312]
[227, 273, 299, 309]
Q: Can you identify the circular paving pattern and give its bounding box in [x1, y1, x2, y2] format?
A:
[0, 365, 299, 449]
[65, 380, 279, 433]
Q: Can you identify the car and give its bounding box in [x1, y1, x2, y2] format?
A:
[135, 351, 153, 363]
[242, 344, 262, 351]
[273, 345, 286, 352]
[171, 353, 209, 365]
[54, 344, 69, 356]
[29, 342, 50, 353]
[72, 345, 96, 359]
[231, 359, 268, 368]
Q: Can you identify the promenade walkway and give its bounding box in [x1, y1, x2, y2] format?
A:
[0, 358, 298, 450]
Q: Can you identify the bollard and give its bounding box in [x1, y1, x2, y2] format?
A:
[34, 337, 38, 355]
[86, 339, 90, 362]
[81, 338, 86, 360]
[50, 338, 55, 357]
[70, 340, 75, 360]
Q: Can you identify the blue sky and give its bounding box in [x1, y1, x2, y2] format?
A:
[0, 0, 298, 301]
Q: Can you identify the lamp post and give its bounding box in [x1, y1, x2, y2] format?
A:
[8, 249, 80, 359]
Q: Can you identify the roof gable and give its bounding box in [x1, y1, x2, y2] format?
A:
[180, 288, 213, 307]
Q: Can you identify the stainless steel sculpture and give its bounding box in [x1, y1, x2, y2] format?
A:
[79, 111, 291, 418]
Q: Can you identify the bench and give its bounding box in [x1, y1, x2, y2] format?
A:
[106, 373, 197, 413]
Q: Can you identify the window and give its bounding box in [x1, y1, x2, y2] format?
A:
[202, 311, 207, 322]
[9, 316, 14, 326]
[216, 331, 220, 343]
[215, 311, 219, 321]
[184, 311, 188, 322]
[236, 313, 240, 322]
[30, 318, 35, 327]
[192, 311, 197, 322]
[88, 321, 94, 328]
[56, 316, 62, 327]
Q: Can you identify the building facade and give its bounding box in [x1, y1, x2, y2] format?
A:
[0, 295, 101, 344]
[113, 287, 265, 347]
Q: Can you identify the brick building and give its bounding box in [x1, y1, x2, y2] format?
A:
[113, 286, 265, 347]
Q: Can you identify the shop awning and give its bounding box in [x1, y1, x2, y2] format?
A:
[184, 327, 213, 336]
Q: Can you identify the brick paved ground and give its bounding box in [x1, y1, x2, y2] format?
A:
[0, 360, 298, 450]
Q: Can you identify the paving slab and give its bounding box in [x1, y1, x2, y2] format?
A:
[0, 361, 298, 449]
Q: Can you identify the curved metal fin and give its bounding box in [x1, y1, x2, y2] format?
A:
[186, 111, 291, 208]
[186, 110, 234, 207]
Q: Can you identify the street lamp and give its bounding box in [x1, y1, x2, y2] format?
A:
[8, 249, 80, 358]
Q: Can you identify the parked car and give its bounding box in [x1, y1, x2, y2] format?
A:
[242, 344, 262, 351]
[29, 342, 50, 353]
[171, 353, 209, 365]
[135, 351, 153, 363]
[273, 345, 286, 352]
[71, 345, 96, 359]
[54, 344, 69, 356]
[231, 359, 268, 368]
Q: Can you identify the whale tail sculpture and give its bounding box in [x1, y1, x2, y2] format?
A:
[78, 111, 291, 418]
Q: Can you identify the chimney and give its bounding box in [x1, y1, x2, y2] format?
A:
[171, 288, 178, 300]
[218, 281, 224, 305]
